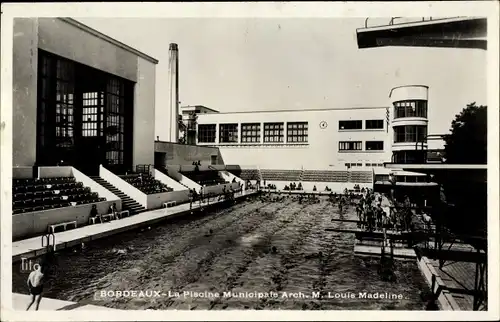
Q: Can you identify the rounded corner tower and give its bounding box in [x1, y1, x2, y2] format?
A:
[389, 85, 429, 164]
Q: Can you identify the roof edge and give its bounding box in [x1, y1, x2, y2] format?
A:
[197, 106, 389, 115]
[59, 18, 159, 65]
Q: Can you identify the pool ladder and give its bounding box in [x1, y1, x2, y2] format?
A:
[41, 232, 56, 252]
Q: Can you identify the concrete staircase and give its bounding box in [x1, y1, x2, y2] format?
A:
[90, 176, 146, 216]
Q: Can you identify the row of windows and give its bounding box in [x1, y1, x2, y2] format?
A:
[338, 141, 384, 151]
[339, 119, 384, 130]
[346, 163, 384, 168]
[198, 122, 309, 144]
[393, 125, 427, 143]
[393, 100, 428, 119]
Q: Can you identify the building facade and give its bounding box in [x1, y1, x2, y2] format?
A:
[195, 107, 392, 169]
[389, 85, 429, 164]
[13, 18, 158, 175]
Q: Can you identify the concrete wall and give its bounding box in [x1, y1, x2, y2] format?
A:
[145, 191, 173, 209]
[166, 165, 201, 190]
[12, 199, 114, 240]
[13, 18, 38, 167]
[153, 168, 188, 191]
[99, 165, 147, 208]
[155, 142, 224, 166]
[203, 182, 241, 196]
[133, 56, 156, 167]
[38, 18, 138, 82]
[13, 166, 33, 179]
[38, 166, 72, 178]
[196, 108, 391, 169]
[71, 167, 121, 210]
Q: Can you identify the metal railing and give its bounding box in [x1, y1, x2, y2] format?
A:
[364, 17, 462, 28]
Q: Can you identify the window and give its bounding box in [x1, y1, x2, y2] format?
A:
[394, 125, 427, 143]
[264, 123, 284, 143]
[393, 151, 424, 164]
[365, 141, 384, 151]
[37, 52, 76, 164]
[219, 124, 238, 143]
[365, 119, 384, 130]
[287, 122, 308, 143]
[241, 123, 261, 143]
[394, 100, 428, 119]
[105, 77, 126, 166]
[36, 50, 134, 173]
[55, 59, 75, 150]
[82, 92, 101, 137]
[339, 141, 362, 151]
[198, 124, 216, 143]
[339, 120, 362, 130]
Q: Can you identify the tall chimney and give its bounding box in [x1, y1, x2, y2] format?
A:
[169, 43, 179, 143]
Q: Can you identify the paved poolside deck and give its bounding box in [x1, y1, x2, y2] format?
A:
[12, 190, 257, 262]
[417, 241, 486, 311]
[13, 293, 119, 311]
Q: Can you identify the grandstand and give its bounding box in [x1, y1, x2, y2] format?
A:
[302, 170, 349, 183]
[120, 173, 173, 194]
[227, 168, 261, 181]
[260, 169, 302, 182]
[13, 177, 104, 215]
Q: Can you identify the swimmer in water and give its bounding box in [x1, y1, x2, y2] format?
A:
[26, 263, 46, 310]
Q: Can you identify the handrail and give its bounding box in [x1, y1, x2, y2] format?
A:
[364, 17, 463, 29]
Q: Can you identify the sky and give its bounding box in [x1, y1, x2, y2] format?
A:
[77, 18, 487, 145]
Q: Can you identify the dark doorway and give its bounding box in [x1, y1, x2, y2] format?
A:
[154, 152, 166, 168]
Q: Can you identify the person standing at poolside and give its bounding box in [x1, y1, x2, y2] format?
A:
[26, 263, 47, 310]
[189, 189, 193, 210]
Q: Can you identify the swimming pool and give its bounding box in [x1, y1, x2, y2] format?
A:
[12, 196, 430, 310]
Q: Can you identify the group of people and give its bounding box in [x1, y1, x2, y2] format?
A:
[354, 192, 414, 232]
[355, 191, 386, 232]
[188, 184, 241, 210]
[88, 202, 119, 223]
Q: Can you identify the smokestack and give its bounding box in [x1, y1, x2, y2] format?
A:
[169, 43, 179, 143]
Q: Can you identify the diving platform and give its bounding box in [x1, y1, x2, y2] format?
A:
[354, 241, 417, 260]
[357, 17, 487, 50]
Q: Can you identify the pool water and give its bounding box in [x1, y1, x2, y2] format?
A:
[12, 197, 430, 310]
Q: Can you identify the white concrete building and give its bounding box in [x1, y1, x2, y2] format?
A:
[13, 18, 158, 175]
[195, 107, 392, 169]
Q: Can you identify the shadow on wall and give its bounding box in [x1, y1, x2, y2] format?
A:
[154, 141, 225, 166]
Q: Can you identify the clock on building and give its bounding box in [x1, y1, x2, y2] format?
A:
[319, 121, 328, 129]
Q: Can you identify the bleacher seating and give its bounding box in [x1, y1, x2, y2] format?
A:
[302, 170, 349, 183]
[349, 171, 373, 183]
[228, 169, 261, 181]
[260, 169, 302, 181]
[120, 173, 173, 194]
[181, 170, 227, 186]
[12, 177, 106, 215]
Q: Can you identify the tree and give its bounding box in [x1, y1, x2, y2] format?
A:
[443, 102, 487, 164]
[439, 103, 487, 235]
